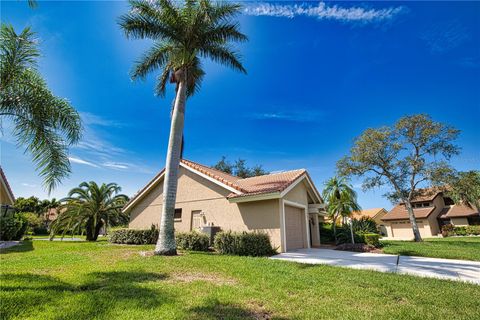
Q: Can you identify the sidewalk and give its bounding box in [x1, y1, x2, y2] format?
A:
[271, 248, 480, 284]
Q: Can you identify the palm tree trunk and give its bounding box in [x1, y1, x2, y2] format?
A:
[154, 71, 187, 255]
[333, 212, 338, 245]
[405, 200, 422, 242]
[349, 219, 355, 244]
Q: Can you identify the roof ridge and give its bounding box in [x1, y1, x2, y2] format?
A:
[238, 168, 306, 181]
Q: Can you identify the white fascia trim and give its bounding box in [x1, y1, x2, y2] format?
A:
[180, 162, 242, 195]
[1, 177, 14, 204]
[279, 174, 322, 204]
[283, 199, 307, 209]
[122, 171, 165, 213]
[228, 192, 281, 203]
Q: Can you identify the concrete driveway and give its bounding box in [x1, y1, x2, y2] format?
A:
[271, 248, 480, 284]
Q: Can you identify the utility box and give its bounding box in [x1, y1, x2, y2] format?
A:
[200, 226, 221, 246]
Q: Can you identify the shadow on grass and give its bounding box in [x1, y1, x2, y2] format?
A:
[188, 298, 290, 320]
[0, 240, 34, 254]
[0, 271, 172, 319]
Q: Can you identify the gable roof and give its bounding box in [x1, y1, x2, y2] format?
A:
[381, 204, 436, 221]
[0, 166, 15, 204]
[123, 159, 322, 212]
[352, 208, 386, 220]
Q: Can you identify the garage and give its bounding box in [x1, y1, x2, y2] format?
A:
[285, 205, 306, 250]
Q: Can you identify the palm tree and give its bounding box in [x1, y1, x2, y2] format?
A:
[0, 24, 82, 193]
[119, 0, 247, 255]
[323, 177, 361, 244]
[50, 182, 129, 241]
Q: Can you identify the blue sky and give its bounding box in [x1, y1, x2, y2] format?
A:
[1, 1, 479, 210]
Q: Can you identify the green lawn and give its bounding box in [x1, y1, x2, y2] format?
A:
[1, 241, 479, 320]
[381, 236, 480, 261]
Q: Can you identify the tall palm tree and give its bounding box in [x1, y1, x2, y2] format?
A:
[119, 0, 247, 255]
[0, 24, 82, 193]
[323, 177, 361, 244]
[50, 182, 129, 241]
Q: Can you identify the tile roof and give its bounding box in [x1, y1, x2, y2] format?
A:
[405, 187, 445, 203]
[352, 208, 386, 219]
[0, 166, 15, 203]
[124, 159, 318, 211]
[438, 204, 479, 218]
[381, 204, 436, 221]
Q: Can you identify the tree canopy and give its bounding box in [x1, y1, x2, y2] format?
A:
[213, 156, 268, 178]
[0, 24, 82, 193]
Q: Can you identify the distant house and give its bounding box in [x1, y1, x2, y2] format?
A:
[381, 187, 480, 239]
[123, 159, 325, 252]
[352, 208, 388, 235]
[0, 166, 15, 215]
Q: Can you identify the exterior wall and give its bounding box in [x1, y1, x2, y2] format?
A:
[1, 182, 14, 205]
[385, 219, 436, 239]
[283, 181, 309, 206]
[451, 217, 469, 226]
[128, 167, 282, 249]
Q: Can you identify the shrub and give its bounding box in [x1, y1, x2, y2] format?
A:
[19, 212, 45, 235]
[176, 232, 210, 251]
[465, 225, 480, 235]
[352, 217, 378, 234]
[360, 233, 381, 247]
[0, 213, 27, 241]
[109, 225, 158, 244]
[319, 223, 336, 243]
[214, 231, 276, 256]
[336, 227, 362, 244]
[453, 226, 467, 236]
[441, 224, 454, 237]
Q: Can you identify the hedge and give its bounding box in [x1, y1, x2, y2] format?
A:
[441, 224, 480, 237]
[0, 214, 27, 241]
[359, 233, 380, 247]
[213, 231, 276, 256]
[109, 226, 158, 245]
[176, 232, 210, 251]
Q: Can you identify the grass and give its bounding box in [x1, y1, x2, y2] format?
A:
[1, 240, 479, 320]
[381, 236, 480, 261]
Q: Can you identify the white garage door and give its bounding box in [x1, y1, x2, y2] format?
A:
[285, 205, 305, 250]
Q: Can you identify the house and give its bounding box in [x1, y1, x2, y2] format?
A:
[123, 159, 325, 252]
[0, 166, 15, 215]
[381, 187, 480, 239]
[352, 208, 388, 235]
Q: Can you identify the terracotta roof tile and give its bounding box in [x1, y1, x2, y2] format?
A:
[352, 208, 386, 219]
[439, 204, 479, 218]
[381, 204, 436, 221]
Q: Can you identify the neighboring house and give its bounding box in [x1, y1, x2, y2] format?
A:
[123, 159, 325, 252]
[352, 208, 388, 235]
[0, 166, 15, 215]
[381, 187, 480, 239]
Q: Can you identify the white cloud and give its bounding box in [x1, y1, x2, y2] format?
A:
[21, 183, 37, 188]
[243, 2, 405, 24]
[68, 156, 100, 168]
[103, 162, 129, 170]
[252, 110, 323, 122]
[80, 112, 125, 128]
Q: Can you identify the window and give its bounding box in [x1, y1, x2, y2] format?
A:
[174, 208, 182, 221]
[444, 197, 454, 206]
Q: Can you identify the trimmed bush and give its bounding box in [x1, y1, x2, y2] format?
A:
[176, 232, 210, 251]
[0, 213, 27, 241]
[360, 233, 381, 247]
[19, 212, 46, 235]
[109, 225, 158, 244]
[453, 227, 467, 236]
[465, 225, 480, 235]
[214, 231, 276, 256]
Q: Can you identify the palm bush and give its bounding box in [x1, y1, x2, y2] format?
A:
[352, 217, 378, 234]
[50, 182, 129, 241]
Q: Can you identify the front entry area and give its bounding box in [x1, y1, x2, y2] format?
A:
[285, 205, 306, 250]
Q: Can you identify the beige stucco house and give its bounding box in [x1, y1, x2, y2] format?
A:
[381, 188, 480, 239]
[1, 166, 15, 214]
[123, 159, 325, 252]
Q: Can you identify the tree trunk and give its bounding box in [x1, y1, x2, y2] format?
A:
[85, 218, 95, 241]
[349, 219, 355, 244]
[154, 72, 187, 255]
[333, 213, 338, 245]
[405, 200, 422, 242]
